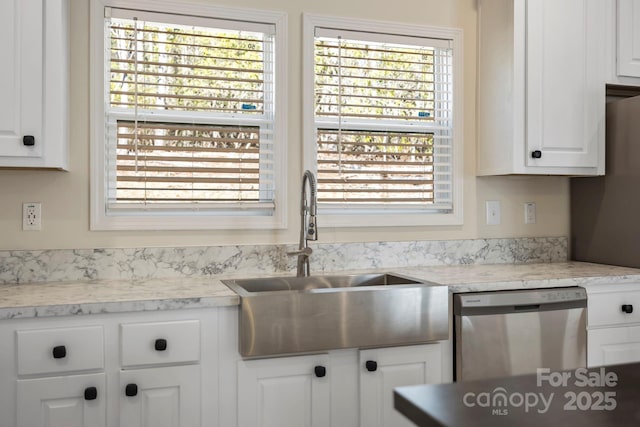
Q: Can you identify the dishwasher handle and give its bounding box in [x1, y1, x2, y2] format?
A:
[514, 304, 541, 311]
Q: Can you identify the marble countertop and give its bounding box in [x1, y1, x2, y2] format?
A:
[0, 277, 238, 320]
[393, 261, 640, 292]
[2, 261, 640, 320]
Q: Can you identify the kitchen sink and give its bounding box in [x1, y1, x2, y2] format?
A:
[225, 273, 423, 294]
[222, 273, 449, 357]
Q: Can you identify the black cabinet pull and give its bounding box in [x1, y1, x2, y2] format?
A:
[23, 135, 35, 146]
[154, 338, 167, 351]
[125, 383, 138, 397]
[531, 150, 542, 159]
[52, 345, 67, 359]
[622, 304, 634, 314]
[314, 365, 326, 378]
[365, 360, 378, 372]
[84, 387, 97, 401]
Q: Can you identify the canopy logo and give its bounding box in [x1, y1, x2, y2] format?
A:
[462, 387, 553, 415]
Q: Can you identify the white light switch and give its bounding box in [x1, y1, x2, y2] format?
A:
[524, 202, 536, 224]
[486, 200, 501, 226]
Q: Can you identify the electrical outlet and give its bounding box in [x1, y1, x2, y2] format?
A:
[23, 203, 42, 231]
[524, 202, 536, 224]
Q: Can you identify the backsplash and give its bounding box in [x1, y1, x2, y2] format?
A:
[0, 237, 567, 284]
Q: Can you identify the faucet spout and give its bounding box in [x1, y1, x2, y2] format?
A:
[291, 170, 318, 277]
[303, 170, 318, 242]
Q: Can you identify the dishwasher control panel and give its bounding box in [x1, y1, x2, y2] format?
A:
[454, 287, 587, 313]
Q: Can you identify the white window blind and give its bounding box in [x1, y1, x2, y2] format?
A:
[313, 28, 454, 211]
[106, 8, 275, 212]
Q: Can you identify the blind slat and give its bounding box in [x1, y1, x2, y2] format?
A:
[318, 197, 434, 203]
[118, 155, 260, 163]
[117, 144, 264, 154]
[111, 68, 264, 85]
[111, 58, 263, 75]
[117, 176, 260, 184]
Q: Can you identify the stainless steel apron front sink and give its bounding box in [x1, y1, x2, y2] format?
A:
[223, 274, 449, 357]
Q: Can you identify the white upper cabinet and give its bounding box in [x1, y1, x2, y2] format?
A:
[477, 0, 606, 176]
[617, 0, 640, 78]
[0, 0, 68, 170]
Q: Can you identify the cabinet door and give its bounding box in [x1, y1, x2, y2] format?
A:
[525, 0, 604, 169]
[618, 0, 640, 77]
[588, 326, 640, 367]
[238, 354, 331, 427]
[0, 0, 43, 159]
[120, 365, 200, 427]
[0, 0, 67, 169]
[359, 344, 442, 427]
[16, 373, 106, 427]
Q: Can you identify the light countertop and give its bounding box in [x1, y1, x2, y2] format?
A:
[394, 261, 640, 292]
[1, 262, 640, 320]
[0, 277, 238, 320]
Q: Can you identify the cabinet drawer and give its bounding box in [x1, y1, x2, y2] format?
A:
[588, 290, 640, 327]
[587, 325, 640, 367]
[16, 325, 104, 375]
[120, 320, 200, 367]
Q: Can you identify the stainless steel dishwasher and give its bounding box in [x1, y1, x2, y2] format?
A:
[454, 287, 587, 381]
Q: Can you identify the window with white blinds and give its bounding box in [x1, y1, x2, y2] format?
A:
[311, 25, 456, 215]
[104, 7, 277, 215]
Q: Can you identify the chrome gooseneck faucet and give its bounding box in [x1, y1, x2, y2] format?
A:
[288, 170, 318, 277]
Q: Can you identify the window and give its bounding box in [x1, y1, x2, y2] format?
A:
[90, 1, 287, 230]
[303, 15, 463, 227]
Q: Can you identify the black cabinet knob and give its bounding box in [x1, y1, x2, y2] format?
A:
[23, 135, 35, 146]
[365, 360, 378, 372]
[154, 338, 167, 351]
[52, 345, 67, 359]
[622, 304, 634, 314]
[531, 150, 542, 159]
[314, 365, 326, 378]
[84, 387, 98, 401]
[125, 383, 138, 397]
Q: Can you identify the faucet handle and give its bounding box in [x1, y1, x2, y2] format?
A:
[307, 215, 318, 241]
[287, 247, 313, 257]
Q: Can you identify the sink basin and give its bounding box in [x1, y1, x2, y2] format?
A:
[225, 273, 423, 294]
[223, 273, 449, 357]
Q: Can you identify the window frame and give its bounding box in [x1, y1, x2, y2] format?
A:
[90, 0, 288, 230]
[302, 13, 464, 227]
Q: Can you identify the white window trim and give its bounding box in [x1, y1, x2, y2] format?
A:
[89, 0, 288, 230]
[302, 13, 464, 227]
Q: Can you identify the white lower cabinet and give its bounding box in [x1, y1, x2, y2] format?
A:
[585, 283, 640, 367]
[0, 309, 216, 427]
[238, 354, 331, 427]
[359, 344, 442, 427]
[17, 373, 106, 427]
[236, 343, 443, 427]
[587, 326, 640, 367]
[120, 366, 200, 427]
[4, 305, 446, 427]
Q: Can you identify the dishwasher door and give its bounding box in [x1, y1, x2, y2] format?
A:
[454, 287, 587, 381]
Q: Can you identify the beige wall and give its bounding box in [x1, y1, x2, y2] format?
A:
[0, 0, 569, 250]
